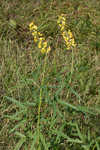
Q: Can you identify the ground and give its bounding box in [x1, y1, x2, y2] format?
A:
[0, 0, 100, 150]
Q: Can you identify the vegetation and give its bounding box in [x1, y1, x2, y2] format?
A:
[0, 0, 100, 150]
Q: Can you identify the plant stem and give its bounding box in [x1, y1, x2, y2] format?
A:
[37, 55, 47, 145]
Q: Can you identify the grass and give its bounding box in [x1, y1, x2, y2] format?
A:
[0, 0, 100, 150]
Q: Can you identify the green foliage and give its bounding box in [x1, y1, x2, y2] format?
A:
[0, 0, 100, 150]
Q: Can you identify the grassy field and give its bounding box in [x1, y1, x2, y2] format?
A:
[0, 0, 100, 150]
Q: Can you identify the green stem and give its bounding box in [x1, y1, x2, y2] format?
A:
[37, 55, 47, 145]
[66, 48, 74, 99]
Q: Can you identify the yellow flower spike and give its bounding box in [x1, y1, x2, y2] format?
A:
[29, 21, 51, 54]
[57, 14, 76, 50]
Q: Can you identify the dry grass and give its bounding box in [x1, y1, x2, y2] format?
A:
[0, 0, 100, 149]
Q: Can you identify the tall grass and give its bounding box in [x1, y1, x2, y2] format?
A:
[0, 0, 100, 150]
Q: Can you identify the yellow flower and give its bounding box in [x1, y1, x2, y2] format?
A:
[57, 14, 76, 50]
[41, 48, 46, 54]
[62, 20, 65, 26]
[46, 46, 51, 53]
[31, 25, 37, 31]
[61, 26, 64, 31]
[29, 22, 38, 31]
[68, 30, 73, 39]
[38, 41, 42, 49]
[38, 32, 43, 37]
[34, 36, 38, 43]
[29, 21, 51, 54]
[32, 31, 37, 36]
[39, 37, 45, 41]
[43, 42, 47, 48]
[29, 22, 34, 28]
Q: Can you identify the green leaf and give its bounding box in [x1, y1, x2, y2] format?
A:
[14, 138, 26, 150]
[15, 131, 26, 138]
[40, 133, 50, 150]
[4, 109, 26, 121]
[30, 131, 38, 150]
[58, 99, 96, 115]
[96, 141, 100, 150]
[9, 120, 27, 133]
[9, 19, 17, 29]
[75, 123, 85, 142]
[52, 129, 82, 144]
[5, 96, 26, 109]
